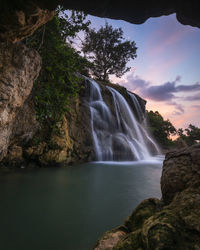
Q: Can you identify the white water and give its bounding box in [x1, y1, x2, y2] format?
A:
[86, 77, 160, 161]
[128, 91, 161, 154]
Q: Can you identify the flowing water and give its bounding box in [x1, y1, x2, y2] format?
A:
[87, 77, 160, 161]
[0, 157, 163, 250]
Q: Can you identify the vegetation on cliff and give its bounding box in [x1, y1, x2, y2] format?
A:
[26, 8, 91, 130]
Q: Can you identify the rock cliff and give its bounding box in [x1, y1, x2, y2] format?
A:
[0, 43, 41, 161]
[2, 85, 94, 167]
[95, 144, 200, 249]
[23, 94, 94, 166]
[1, 79, 147, 167]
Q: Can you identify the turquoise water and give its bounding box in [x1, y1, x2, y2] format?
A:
[0, 157, 163, 250]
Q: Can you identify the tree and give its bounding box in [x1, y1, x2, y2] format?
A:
[82, 23, 137, 81]
[146, 110, 176, 148]
[26, 8, 91, 130]
[178, 124, 200, 146]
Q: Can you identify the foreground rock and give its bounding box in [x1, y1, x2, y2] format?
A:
[0, 43, 41, 161]
[95, 144, 200, 249]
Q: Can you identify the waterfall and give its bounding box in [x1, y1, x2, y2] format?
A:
[86, 77, 160, 161]
[128, 91, 144, 119]
[128, 92, 161, 155]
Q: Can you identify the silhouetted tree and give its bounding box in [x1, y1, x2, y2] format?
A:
[82, 23, 137, 81]
[147, 110, 176, 148]
[178, 124, 200, 146]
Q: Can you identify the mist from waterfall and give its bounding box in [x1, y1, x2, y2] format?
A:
[86, 77, 160, 161]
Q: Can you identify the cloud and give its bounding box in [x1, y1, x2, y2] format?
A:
[122, 73, 200, 103]
[192, 105, 200, 109]
[124, 74, 150, 91]
[118, 73, 199, 117]
[176, 82, 200, 92]
[175, 75, 182, 82]
[184, 93, 200, 101]
[143, 82, 176, 101]
[167, 102, 185, 115]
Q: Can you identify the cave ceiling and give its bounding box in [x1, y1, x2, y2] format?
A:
[0, 0, 199, 43]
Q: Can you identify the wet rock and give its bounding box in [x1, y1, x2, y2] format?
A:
[6, 145, 23, 162]
[95, 144, 200, 249]
[94, 227, 128, 250]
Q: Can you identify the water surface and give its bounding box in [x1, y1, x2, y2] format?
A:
[0, 157, 163, 250]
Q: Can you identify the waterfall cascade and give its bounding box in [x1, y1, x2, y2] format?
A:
[86, 77, 160, 161]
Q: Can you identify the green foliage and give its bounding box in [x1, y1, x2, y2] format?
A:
[177, 124, 200, 146]
[82, 22, 137, 81]
[26, 8, 90, 130]
[147, 110, 176, 148]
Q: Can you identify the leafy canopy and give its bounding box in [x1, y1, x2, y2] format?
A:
[26, 8, 90, 131]
[82, 23, 137, 81]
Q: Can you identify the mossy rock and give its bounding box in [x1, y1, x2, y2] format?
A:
[124, 198, 163, 232]
[114, 230, 143, 250]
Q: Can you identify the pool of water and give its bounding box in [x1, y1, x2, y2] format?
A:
[0, 156, 164, 250]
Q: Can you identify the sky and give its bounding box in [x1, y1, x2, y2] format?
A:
[74, 13, 200, 130]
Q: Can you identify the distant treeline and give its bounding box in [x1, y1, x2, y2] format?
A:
[146, 110, 200, 150]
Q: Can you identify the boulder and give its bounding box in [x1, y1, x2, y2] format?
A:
[95, 144, 200, 249]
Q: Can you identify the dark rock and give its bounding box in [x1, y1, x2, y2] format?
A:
[95, 144, 200, 249]
[94, 227, 128, 250]
[61, 0, 200, 28]
[161, 144, 200, 204]
[0, 0, 200, 44]
[0, 2, 55, 43]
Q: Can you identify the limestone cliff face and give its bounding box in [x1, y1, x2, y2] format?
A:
[0, 43, 41, 161]
[95, 144, 200, 250]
